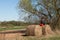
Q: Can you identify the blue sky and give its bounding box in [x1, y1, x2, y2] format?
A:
[0, 0, 19, 21]
[0, 0, 48, 22]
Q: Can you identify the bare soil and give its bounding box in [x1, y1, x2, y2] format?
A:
[0, 29, 26, 40]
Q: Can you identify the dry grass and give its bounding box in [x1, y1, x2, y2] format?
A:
[0, 25, 60, 40]
[0, 33, 60, 40]
[0, 30, 60, 40]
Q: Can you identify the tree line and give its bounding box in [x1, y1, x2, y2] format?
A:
[0, 21, 38, 26]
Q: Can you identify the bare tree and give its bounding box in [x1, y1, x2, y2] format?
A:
[18, 0, 60, 30]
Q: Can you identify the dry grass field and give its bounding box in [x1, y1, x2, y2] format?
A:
[0, 33, 60, 40]
[0, 29, 60, 40]
[0, 25, 60, 40]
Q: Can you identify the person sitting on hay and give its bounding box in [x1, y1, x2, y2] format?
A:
[40, 17, 49, 35]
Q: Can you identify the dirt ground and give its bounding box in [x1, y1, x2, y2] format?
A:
[0, 29, 26, 40]
[0, 33, 26, 40]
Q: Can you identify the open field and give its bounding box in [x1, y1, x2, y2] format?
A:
[0, 26, 60, 40]
[0, 29, 60, 40]
[0, 26, 27, 31]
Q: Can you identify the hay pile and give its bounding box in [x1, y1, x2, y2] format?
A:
[26, 25, 42, 36]
[45, 25, 54, 35]
[26, 25, 35, 36]
[35, 25, 42, 36]
[55, 30, 60, 34]
[26, 24, 54, 36]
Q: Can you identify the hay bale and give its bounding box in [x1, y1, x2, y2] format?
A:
[35, 25, 42, 36]
[55, 30, 60, 34]
[26, 25, 42, 36]
[26, 25, 35, 36]
[45, 25, 54, 35]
